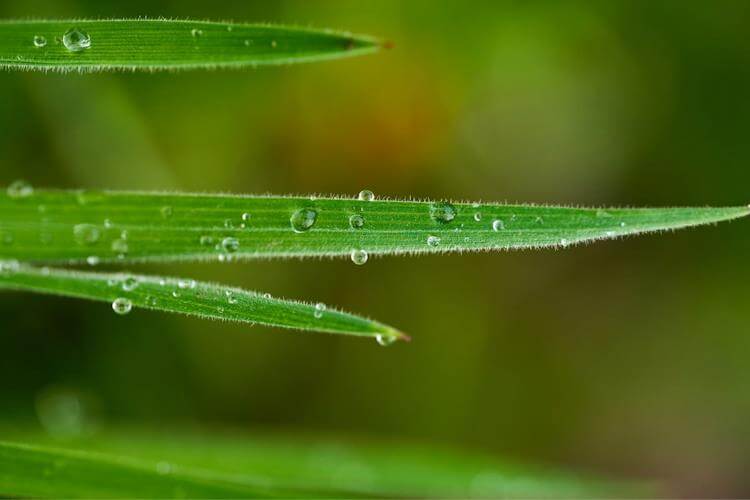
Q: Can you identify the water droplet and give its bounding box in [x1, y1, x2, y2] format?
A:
[221, 237, 239, 253]
[191, 28, 203, 38]
[0, 260, 20, 276]
[244, 39, 251, 47]
[358, 190, 375, 202]
[427, 235, 441, 247]
[620, 221, 627, 228]
[473, 213, 482, 222]
[271, 40, 277, 48]
[263, 292, 272, 299]
[146, 296, 157, 307]
[62, 28, 91, 52]
[226, 290, 238, 304]
[86, 256, 100, 266]
[111, 238, 128, 255]
[224, 218, 234, 229]
[33, 35, 47, 48]
[376, 334, 397, 346]
[560, 238, 569, 247]
[290, 208, 318, 233]
[73, 224, 101, 246]
[226, 25, 233, 32]
[350, 249, 368, 265]
[492, 219, 505, 231]
[535, 216, 544, 224]
[103, 219, 113, 229]
[121, 276, 139, 292]
[200, 235, 214, 246]
[112, 298, 132, 315]
[172, 290, 180, 298]
[605, 231, 615, 237]
[241, 212, 251, 223]
[7, 180, 33, 198]
[160, 206, 173, 219]
[429, 202, 457, 224]
[314, 302, 326, 319]
[349, 214, 365, 229]
[178, 279, 196, 290]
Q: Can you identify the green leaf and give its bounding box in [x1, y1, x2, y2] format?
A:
[0, 19, 380, 72]
[0, 263, 405, 342]
[0, 187, 747, 264]
[0, 427, 653, 498]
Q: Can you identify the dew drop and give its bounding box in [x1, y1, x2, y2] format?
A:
[241, 212, 251, 222]
[172, 290, 180, 298]
[314, 302, 326, 319]
[226, 290, 238, 304]
[224, 219, 234, 229]
[178, 279, 196, 290]
[200, 235, 214, 246]
[244, 39, 251, 47]
[620, 221, 627, 228]
[473, 213, 482, 222]
[121, 276, 139, 292]
[349, 214, 365, 229]
[350, 249, 368, 265]
[33, 35, 47, 48]
[221, 237, 240, 253]
[7, 180, 33, 198]
[560, 238, 569, 248]
[73, 224, 101, 246]
[86, 256, 100, 266]
[112, 298, 132, 315]
[111, 238, 128, 255]
[146, 296, 157, 307]
[263, 293, 272, 299]
[427, 235, 441, 247]
[290, 208, 318, 233]
[492, 219, 505, 231]
[376, 334, 397, 346]
[191, 28, 203, 38]
[160, 206, 173, 219]
[271, 40, 277, 48]
[429, 202, 457, 224]
[62, 28, 91, 52]
[0, 260, 20, 276]
[357, 190, 375, 202]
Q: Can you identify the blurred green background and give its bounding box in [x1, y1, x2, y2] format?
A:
[2, 0, 750, 496]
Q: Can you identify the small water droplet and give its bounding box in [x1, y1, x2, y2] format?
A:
[314, 302, 326, 319]
[178, 279, 196, 290]
[200, 235, 214, 246]
[429, 202, 457, 224]
[226, 25, 233, 32]
[376, 334, 397, 346]
[103, 219, 113, 229]
[225, 290, 238, 304]
[224, 219, 235, 229]
[290, 208, 318, 233]
[112, 298, 132, 315]
[86, 256, 99, 266]
[241, 212, 251, 222]
[473, 213, 482, 222]
[605, 231, 615, 237]
[33, 35, 47, 48]
[111, 238, 128, 255]
[73, 224, 101, 246]
[0, 260, 20, 276]
[221, 237, 240, 253]
[349, 214, 365, 229]
[560, 238, 569, 247]
[62, 28, 91, 52]
[191, 28, 203, 38]
[146, 296, 157, 307]
[535, 216, 544, 224]
[160, 206, 173, 219]
[350, 249, 368, 265]
[492, 219, 504, 231]
[271, 40, 277, 48]
[244, 39, 251, 47]
[172, 290, 180, 298]
[358, 190, 375, 202]
[7, 180, 33, 198]
[427, 235, 441, 247]
[263, 292, 272, 299]
[620, 221, 627, 228]
[121, 276, 139, 292]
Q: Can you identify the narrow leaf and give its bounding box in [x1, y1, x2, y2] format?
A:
[0, 19, 380, 72]
[0, 187, 747, 263]
[0, 263, 405, 342]
[0, 427, 653, 498]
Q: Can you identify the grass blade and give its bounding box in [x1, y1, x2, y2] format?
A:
[0, 188, 747, 264]
[0, 426, 653, 498]
[0, 263, 405, 342]
[0, 19, 380, 72]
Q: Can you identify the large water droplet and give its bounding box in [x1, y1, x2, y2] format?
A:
[376, 334, 397, 346]
[314, 302, 326, 319]
[427, 235, 441, 247]
[33, 35, 47, 48]
[429, 202, 456, 224]
[290, 208, 318, 233]
[73, 224, 101, 246]
[492, 219, 504, 231]
[221, 237, 240, 253]
[358, 190, 375, 202]
[62, 28, 91, 52]
[112, 298, 132, 315]
[7, 180, 33, 198]
[350, 249, 368, 265]
[349, 214, 365, 229]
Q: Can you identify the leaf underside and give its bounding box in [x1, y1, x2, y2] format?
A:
[0, 189, 747, 264]
[0, 19, 380, 72]
[0, 427, 652, 498]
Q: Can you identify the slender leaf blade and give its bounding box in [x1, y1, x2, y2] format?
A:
[0, 19, 380, 72]
[0, 427, 654, 498]
[0, 188, 747, 263]
[0, 264, 405, 341]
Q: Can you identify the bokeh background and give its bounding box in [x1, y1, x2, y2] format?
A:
[2, 0, 750, 496]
